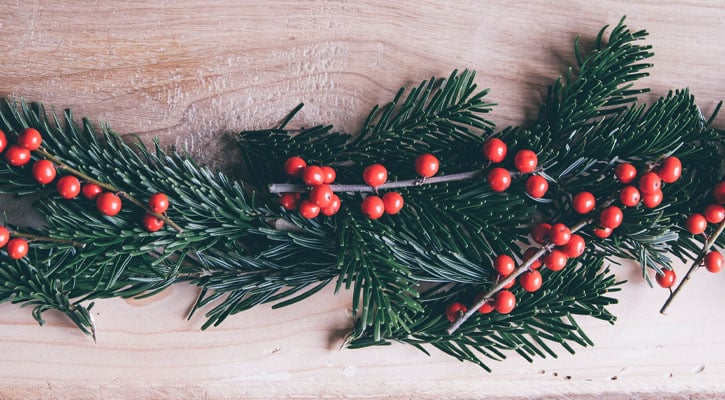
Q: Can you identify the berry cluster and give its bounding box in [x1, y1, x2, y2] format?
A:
[481, 138, 544, 196]
[684, 181, 725, 275]
[0, 226, 29, 260]
[281, 156, 342, 218]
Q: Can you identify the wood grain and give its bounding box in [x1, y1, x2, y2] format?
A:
[1, 1, 724, 398]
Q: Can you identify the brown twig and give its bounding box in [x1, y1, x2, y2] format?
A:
[9, 230, 86, 248]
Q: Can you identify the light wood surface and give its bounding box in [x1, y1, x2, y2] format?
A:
[1, 1, 724, 399]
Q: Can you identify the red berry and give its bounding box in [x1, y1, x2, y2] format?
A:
[685, 213, 708, 235]
[705, 251, 724, 273]
[561, 234, 586, 258]
[638, 172, 662, 195]
[549, 223, 571, 246]
[619, 186, 641, 207]
[525, 175, 548, 198]
[572, 192, 596, 214]
[320, 166, 336, 184]
[494, 290, 516, 314]
[6, 238, 29, 259]
[642, 189, 663, 209]
[500, 275, 515, 289]
[476, 295, 495, 314]
[615, 163, 637, 184]
[543, 249, 568, 271]
[284, 156, 307, 179]
[361, 195, 385, 219]
[519, 270, 543, 292]
[514, 150, 538, 174]
[279, 192, 301, 211]
[487, 167, 511, 192]
[445, 302, 467, 322]
[593, 226, 613, 239]
[17, 128, 42, 151]
[81, 183, 103, 200]
[321, 194, 341, 216]
[0, 130, 7, 153]
[494, 254, 516, 276]
[523, 247, 542, 269]
[4, 145, 31, 166]
[656, 269, 676, 289]
[96, 192, 122, 216]
[56, 175, 81, 199]
[481, 138, 507, 163]
[600, 206, 624, 229]
[657, 156, 682, 184]
[0, 226, 9, 248]
[142, 213, 164, 232]
[31, 159, 56, 185]
[298, 199, 321, 219]
[148, 193, 170, 214]
[309, 184, 334, 208]
[362, 164, 388, 188]
[415, 153, 440, 178]
[531, 223, 551, 245]
[713, 182, 725, 204]
[704, 204, 725, 224]
[382, 192, 404, 215]
[302, 165, 325, 186]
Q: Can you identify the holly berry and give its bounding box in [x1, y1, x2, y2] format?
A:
[148, 193, 170, 214]
[514, 150, 538, 173]
[519, 270, 543, 292]
[142, 213, 165, 232]
[445, 302, 467, 322]
[18, 128, 43, 151]
[320, 166, 336, 184]
[704, 204, 725, 224]
[81, 183, 103, 200]
[593, 226, 613, 239]
[481, 138, 507, 163]
[572, 191, 596, 214]
[615, 163, 637, 184]
[298, 199, 321, 219]
[600, 206, 624, 229]
[543, 249, 568, 271]
[0, 226, 9, 248]
[361, 195, 385, 219]
[500, 275, 515, 289]
[31, 159, 56, 185]
[655, 268, 676, 289]
[494, 290, 516, 314]
[415, 153, 440, 178]
[476, 296, 495, 314]
[657, 156, 682, 184]
[713, 182, 725, 204]
[642, 189, 663, 209]
[284, 156, 307, 179]
[5, 145, 31, 166]
[685, 213, 707, 235]
[56, 175, 81, 199]
[6, 238, 29, 259]
[279, 192, 301, 211]
[523, 247, 542, 269]
[494, 254, 516, 276]
[362, 164, 388, 188]
[487, 167, 511, 192]
[531, 223, 551, 245]
[320, 194, 341, 216]
[96, 192, 122, 216]
[382, 192, 404, 215]
[0, 130, 7, 153]
[561, 234, 586, 258]
[525, 175, 548, 198]
[302, 165, 325, 186]
[309, 184, 334, 208]
[704, 251, 723, 273]
[638, 172, 662, 195]
[549, 223, 571, 246]
[619, 186, 641, 207]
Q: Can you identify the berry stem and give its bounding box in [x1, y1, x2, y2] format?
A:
[36, 148, 183, 233]
[9, 230, 86, 248]
[659, 219, 725, 314]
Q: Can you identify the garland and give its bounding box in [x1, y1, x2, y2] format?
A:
[0, 18, 722, 371]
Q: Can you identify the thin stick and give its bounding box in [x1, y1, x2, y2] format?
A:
[660, 219, 725, 314]
[36, 148, 183, 233]
[9, 230, 86, 248]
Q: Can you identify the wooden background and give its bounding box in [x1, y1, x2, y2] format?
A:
[1, 1, 724, 398]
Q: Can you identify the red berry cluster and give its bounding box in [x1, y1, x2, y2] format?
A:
[0, 226, 29, 260]
[481, 138, 546, 197]
[683, 181, 725, 275]
[281, 156, 342, 218]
